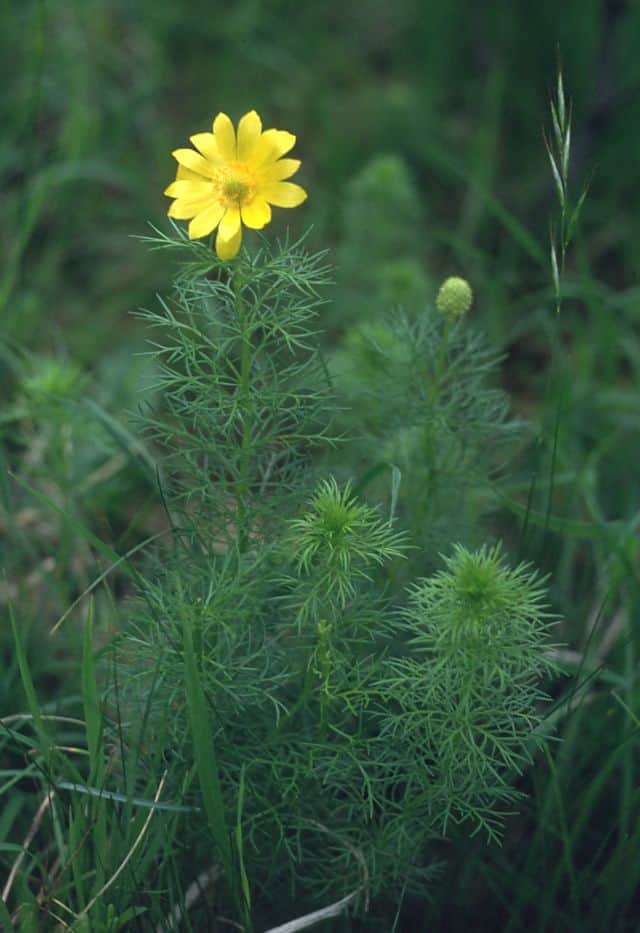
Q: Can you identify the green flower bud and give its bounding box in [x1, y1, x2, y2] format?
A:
[436, 276, 473, 317]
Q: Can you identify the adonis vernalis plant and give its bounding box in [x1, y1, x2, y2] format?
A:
[5, 109, 558, 932]
[123, 111, 557, 927]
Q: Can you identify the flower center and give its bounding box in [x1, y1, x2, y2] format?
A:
[224, 177, 249, 201]
[215, 162, 256, 208]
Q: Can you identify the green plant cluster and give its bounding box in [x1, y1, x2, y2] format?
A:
[107, 232, 557, 926]
[329, 305, 523, 566]
[133, 226, 335, 549]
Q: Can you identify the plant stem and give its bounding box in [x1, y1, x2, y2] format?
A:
[429, 316, 453, 408]
[423, 316, 454, 510]
[234, 265, 253, 553]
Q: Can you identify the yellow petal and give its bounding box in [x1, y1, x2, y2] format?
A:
[241, 197, 272, 229]
[172, 148, 219, 179]
[216, 224, 242, 261]
[177, 165, 202, 181]
[187, 202, 226, 239]
[212, 112, 236, 161]
[260, 158, 301, 182]
[190, 133, 223, 163]
[218, 205, 241, 243]
[237, 110, 262, 162]
[168, 196, 216, 220]
[164, 179, 213, 198]
[250, 129, 296, 167]
[261, 182, 307, 208]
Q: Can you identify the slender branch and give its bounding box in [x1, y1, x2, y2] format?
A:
[423, 316, 454, 502]
[234, 265, 253, 553]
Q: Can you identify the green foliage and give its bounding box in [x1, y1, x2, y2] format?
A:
[93, 234, 555, 926]
[0, 224, 560, 928]
[4, 601, 173, 931]
[330, 304, 523, 566]
[135, 228, 335, 550]
[378, 545, 556, 840]
[287, 477, 408, 623]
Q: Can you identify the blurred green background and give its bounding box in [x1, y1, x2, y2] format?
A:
[2, 1, 640, 930]
[3, 0, 640, 355]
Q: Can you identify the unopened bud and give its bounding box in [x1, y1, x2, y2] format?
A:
[436, 276, 473, 317]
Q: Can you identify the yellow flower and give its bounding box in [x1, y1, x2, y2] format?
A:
[164, 110, 307, 261]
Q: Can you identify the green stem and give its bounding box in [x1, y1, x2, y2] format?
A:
[317, 621, 332, 740]
[422, 316, 453, 510]
[273, 663, 315, 737]
[234, 266, 253, 553]
[429, 316, 453, 408]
